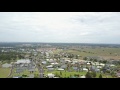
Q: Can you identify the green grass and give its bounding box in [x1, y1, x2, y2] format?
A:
[44, 70, 86, 77]
[0, 68, 11, 78]
[10, 68, 114, 78]
[12, 68, 39, 77]
[51, 48, 120, 60]
[44, 70, 114, 78]
[64, 47, 120, 60]
[52, 49, 63, 54]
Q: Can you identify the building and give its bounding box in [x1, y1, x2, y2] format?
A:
[2, 63, 12, 68]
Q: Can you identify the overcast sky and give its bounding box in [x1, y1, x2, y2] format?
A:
[0, 12, 120, 44]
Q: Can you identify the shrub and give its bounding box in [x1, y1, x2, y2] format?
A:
[85, 72, 92, 78]
[99, 74, 102, 78]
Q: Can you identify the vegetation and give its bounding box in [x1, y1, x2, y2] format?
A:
[99, 74, 102, 78]
[85, 72, 92, 78]
[1, 43, 120, 78]
[0, 52, 25, 62]
[0, 68, 11, 78]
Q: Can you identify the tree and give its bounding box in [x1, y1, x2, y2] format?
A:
[83, 57, 87, 60]
[103, 60, 107, 64]
[85, 72, 92, 78]
[75, 55, 78, 59]
[99, 74, 102, 78]
[90, 58, 93, 61]
[94, 59, 97, 62]
[91, 71, 97, 78]
[111, 71, 116, 77]
[60, 71, 62, 75]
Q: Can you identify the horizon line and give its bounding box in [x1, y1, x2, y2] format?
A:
[0, 42, 120, 45]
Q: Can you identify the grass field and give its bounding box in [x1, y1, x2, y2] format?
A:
[60, 47, 120, 60]
[7, 67, 113, 78]
[12, 68, 39, 77]
[44, 70, 113, 78]
[0, 68, 11, 78]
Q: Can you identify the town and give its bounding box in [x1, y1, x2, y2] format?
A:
[0, 42, 120, 78]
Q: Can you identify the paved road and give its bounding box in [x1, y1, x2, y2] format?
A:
[32, 57, 44, 78]
[7, 64, 14, 78]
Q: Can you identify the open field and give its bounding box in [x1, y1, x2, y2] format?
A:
[0, 68, 11, 78]
[53, 47, 120, 60]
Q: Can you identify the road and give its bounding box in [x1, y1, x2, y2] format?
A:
[32, 56, 44, 78]
[7, 64, 14, 78]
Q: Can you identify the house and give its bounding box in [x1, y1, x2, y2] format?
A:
[57, 68, 64, 71]
[90, 66, 96, 71]
[110, 64, 115, 67]
[65, 60, 71, 63]
[28, 68, 36, 73]
[60, 65, 67, 69]
[28, 74, 34, 78]
[99, 63, 105, 67]
[15, 59, 31, 64]
[13, 76, 22, 78]
[73, 67, 78, 70]
[46, 65, 53, 68]
[54, 77, 59, 78]
[97, 66, 102, 69]
[16, 68, 24, 73]
[47, 68, 54, 71]
[83, 68, 88, 72]
[48, 59, 54, 63]
[116, 73, 120, 78]
[42, 61, 47, 65]
[2, 63, 12, 68]
[80, 75, 86, 78]
[47, 73, 55, 78]
[60, 59, 65, 63]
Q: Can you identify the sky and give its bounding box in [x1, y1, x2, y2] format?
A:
[0, 12, 120, 44]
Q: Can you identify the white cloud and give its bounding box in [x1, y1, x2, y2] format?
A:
[0, 12, 120, 44]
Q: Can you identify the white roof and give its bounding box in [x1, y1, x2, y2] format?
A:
[51, 62, 59, 65]
[87, 63, 90, 65]
[97, 66, 102, 68]
[42, 61, 47, 64]
[65, 60, 71, 62]
[81, 76, 86, 78]
[99, 63, 105, 66]
[47, 73, 55, 77]
[51, 63, 55, 65]
[48, 68, 54, 70]
[83, 68, 88, 71]
[57, 68, 64, 71]
[15, 59, 30, 64]
[2, 63, 12, 68]
[54, 77, 59, 78]
[46, 59, 49, 61]
[46, 65, 53, 68]
[73, 61, 78, 63]
[110, 64, 115, 67]
[54, 62, 58, 64]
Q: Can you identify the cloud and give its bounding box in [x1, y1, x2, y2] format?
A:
[0, 12, 120, 44]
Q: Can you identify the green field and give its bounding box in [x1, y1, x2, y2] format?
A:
[12, 68, 39, 77]
[0, 67, 112, 78]
[54, 47, 120, 60]
[44, 70, 113, 78]
[0, 68, 11, 78]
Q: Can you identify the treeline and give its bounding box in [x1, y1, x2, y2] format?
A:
[0, 52, 26, 61]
